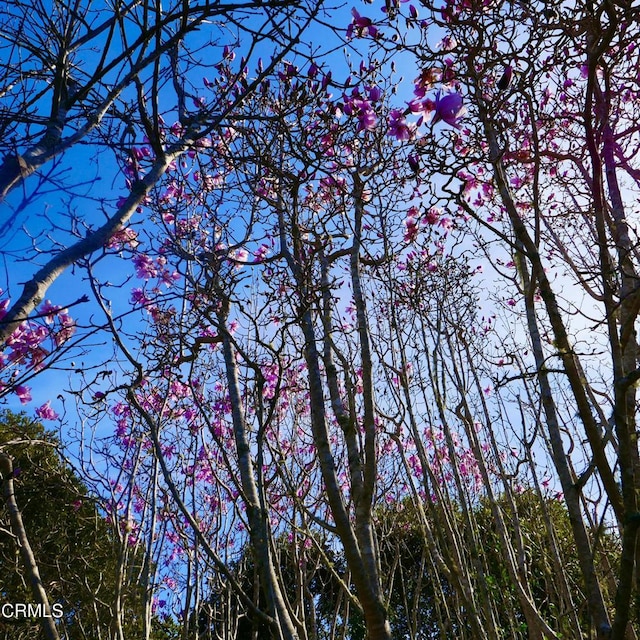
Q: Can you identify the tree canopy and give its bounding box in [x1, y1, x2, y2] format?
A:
[1, 1, 639, 639]
[0, 411, 179, 639]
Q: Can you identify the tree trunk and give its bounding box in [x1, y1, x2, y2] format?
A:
[0, 453, 61, 640]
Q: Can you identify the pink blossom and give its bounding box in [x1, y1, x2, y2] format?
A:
[132, 146, 151, 160]
[347, 9, 378, 38]
[133, 254, 158, 280]
[195, 136, 213, 148]
[403, 207, 420, 242]
[131, 288, 151, 306]
[349, 98, 377, 131]
[414, 68, 441, 97]
[254, 244, 271, 262]
[387, 109, 414, 140]
[16, 385, 32, 405]
[161, 445, 176, 460]
[431, 91, 466, 128]
[105, 227, 140, 250]
[160, 269, 180, 288]
[438, 35, 457, 51]
[38, 300, 60, 324]
[55, 312, 75, 346]
[232, 248, 249, 263]
[424, 207, 440, 224]
[35, 401, 59, 421]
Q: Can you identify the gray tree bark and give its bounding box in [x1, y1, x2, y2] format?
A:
[0, 452, 61, 640]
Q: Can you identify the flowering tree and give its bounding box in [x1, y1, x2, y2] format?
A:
[75, 54, 410, 639]
[4, 1, 640, 639]
[0, 0, 324, 400]
[367, 0, 640, 638]
[0, 1, 335, 638]
[76, 32, 596, 635]
[0, 411, 173, 640]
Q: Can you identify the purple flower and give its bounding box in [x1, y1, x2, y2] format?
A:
[131, 288, 150, 306]
[35, 401, 59, 421]
[368, 85, 383, 102]
[347, 9, 378, 38]
[387, 109, 414, 140]
[431, 91, 465, 128]
[133, 254, 158, 280]
[16, 385, 32, 405]
[350, 98, 377, 131]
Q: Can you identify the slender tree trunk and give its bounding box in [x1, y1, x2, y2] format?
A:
[476, 99, 615, 638]
[517, 247, 611, 635]
[0, 453, 61, 640]
[218, 297, 301, 640]
[276, 185, 392, 639]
